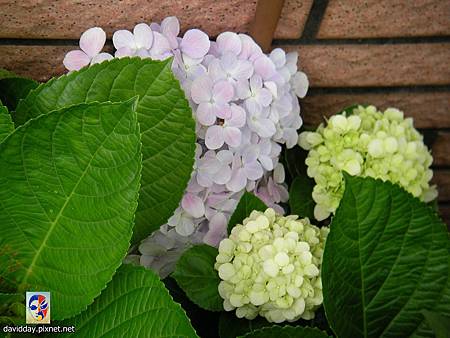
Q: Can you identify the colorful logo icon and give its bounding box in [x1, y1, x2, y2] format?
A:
[26, 292, 50, 324]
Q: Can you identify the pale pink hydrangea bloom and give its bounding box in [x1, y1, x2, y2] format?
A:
[63, 16, 309, 277]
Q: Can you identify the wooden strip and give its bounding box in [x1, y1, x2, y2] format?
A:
[282, 44, 450, 87]
[433, 170, 450, 202]
[249, 0, 285, 52]
[318, 0, 450, 39]
[433, 132, 450, 167]
[0, 0, 257, 39]
[301, 92, 450, 129]
[274, 0, 314, 39]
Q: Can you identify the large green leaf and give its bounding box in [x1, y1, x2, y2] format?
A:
[172, 244, 223, 311]
[238, 326, 330, 338]
[289, 176, 315, 219]
[65, 264, 198, 337]
[421, 310, 450, 338]
[0, 77, 38, 111]
[15, 57, 196, 242]
[0, 104, 14, 143]
[0, 100, 142, 319]
[322, 174, 449, 338]
[228, 192, 267, 234]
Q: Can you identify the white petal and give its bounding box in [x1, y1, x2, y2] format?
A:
[213, 165, 232, 185]
[235, 80, 251, 99]
[269, 48, 286, 68]
[161, 16, 180, 37]
[253, 55, 276, 80]
[80, 27, 106, 58]
[181, 29, 210, 59]
[113, 29, 135, 50]
[115, 47, 135, 58]
[217, 32, 242, 55]
[243, 161, 263, 180]
[208, 59, 226, 82]
[205, 125, 225, 150]
[257, 88, 273, 107]
[224, 127, 242, 147]
[273, 163, 285, 183]
[133, 23, 153, 49]
[91, 52, 114, 65]
[264, 81, 277, 98]
[259, 155, 274, 171]
[63, 50, 90, 71]
[196, 103, 217, 126]
[213, 80, 234, 103]
[181, 193, 205, 218]
[149, 31, 172, 57]
[292, 71, 309, 98]
[216, 150, 234, 164]
[284, 128, 299, 148]
[226, 168, 247, 192]
[191, 75, 213, 103]
[176, 216, 196, 236]
[226, 104, 246, 128]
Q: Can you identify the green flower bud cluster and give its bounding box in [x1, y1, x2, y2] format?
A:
[298, 105, 437, 221]
[215, 208, 329, 323]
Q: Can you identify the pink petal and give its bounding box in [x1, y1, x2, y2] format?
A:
[253, 55, 276, 80]
[213, 80, 234, 103]
[250, 74, 263, 91]
[80, 27, 106, 58]
[115, 47, 134, 58]
[252, 119, 276, 138]
[243, 146, 259, 164]
[257, 88, 273, 107]
[264, 81, 277, 98]
[149, 32, 172, 57]
[238, 33, 262, 60]
[213, 103, 232, 120]
[227, 104, 246, 128]
[63, 50, 90, 71]
[133, 23, 153, 49]
[205, 125, 225, 150]
[181, 193, 205, 218]
[216, 150, 234, 164]
[235, 80, 251, 99]
[161, 16, 180, 37]
[231, 60, 254, 80]
[207, 59, 226, 82]
[191, 76, 213, 104]
[196, 171, 213, 188]
[112, 29, 134, 50]
[216, 32, 242, 55]
[91, 52, 114, 65]
[226, 168, 247, 192]
[181, 29, 210, 59]
[203, 212, 228, 247]
[224, 127, 242, 147]
[135, 48, 151, 58]
[244, 161, 263, 180]
[213, 165, 232, 185]
[196, 103, 217, 126]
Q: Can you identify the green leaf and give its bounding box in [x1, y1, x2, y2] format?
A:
[422, 310, 450, 338]
[238, 325, 330, 338]
[228, 192, 267, 234]
[15, 57, 196, 242]
[0, 99, 142, 320]
[172, 244, 223, 311]
[0, 105, 14, 143]
[218, 312, 270, 338]
[289, 176, 315, 219]
[0, 69, 17, 80]
[0, 77, 38, 111]
[65, 264, 198, 338]
[322, 174, 449, 338]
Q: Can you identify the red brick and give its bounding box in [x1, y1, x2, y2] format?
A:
[0, 0, 257, 39]
[318, 0, 450, 39]
[301, 92, 450, 129]
[433, 170, 450, 202]
[282, 44, 450, 87]
[274, 0, 313, 39]
[433, 132, 450, 167]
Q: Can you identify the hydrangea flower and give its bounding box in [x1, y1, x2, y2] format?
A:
[298, 105, 438, 221]
[64, 17, 308, 276]
[215, 208, 329, 323]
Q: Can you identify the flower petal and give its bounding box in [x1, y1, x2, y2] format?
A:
[244, 161, 263, 180]
[80, 27, 106, 58]
[161, 16, 180, 37]
[226, 104, 246, 128]
[149, 32, 172, 58]
[269, 48, 286, 68]
[205, 125, 225, 150]
[203, 212, 228, 247]
[213, 80, 234, 103]
[224, 127, 242, 147]
[196, 103, 217, 126]
[191, 75, 213, 103]
[115, 47, 135, 58]
[181, 193, 205, 218]
[216, 150, 234, 164]
[181, 29, 210, 59]
[292, 71, 309, 98]
[273, 163, 285, 183]
[213, 165, 232, 185]
[91, 52, 114, 65]
[226, 168, 247, 192]
[133, 23, 153, 49]
[253, 55, 276, 80]
[112, 29, 134, 50]
[63, 50, 90, 71]
[217, 32, 242, 55]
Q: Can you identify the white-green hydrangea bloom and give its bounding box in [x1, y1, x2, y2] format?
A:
[298, 105, 437, 221]
[215, 208, 329, 323]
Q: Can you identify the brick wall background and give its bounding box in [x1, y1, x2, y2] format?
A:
[1, 0, 449, 223]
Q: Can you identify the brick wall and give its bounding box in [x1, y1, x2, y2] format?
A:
[1, 0, 449, 223]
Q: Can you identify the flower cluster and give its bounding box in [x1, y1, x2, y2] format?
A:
[64, 17, 308, 277]
[215, 208, 328, 323]
[299, 105, 437, 221]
